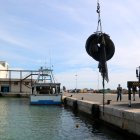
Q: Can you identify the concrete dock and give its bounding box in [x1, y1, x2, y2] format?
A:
[63, 92, 140, 138]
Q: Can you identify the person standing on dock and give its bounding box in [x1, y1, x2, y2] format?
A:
[117, 84, 122, 101]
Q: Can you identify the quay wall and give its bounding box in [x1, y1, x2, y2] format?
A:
[64, 97, 140, 137]
[100, 105, 140, 136]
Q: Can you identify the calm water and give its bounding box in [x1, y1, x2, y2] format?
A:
[0, 98, 130, 140]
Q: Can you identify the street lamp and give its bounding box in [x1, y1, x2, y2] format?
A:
[75, 74, 77, 93]
[93, 69, 99, 91]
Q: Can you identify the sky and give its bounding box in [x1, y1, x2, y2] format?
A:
[0, 0, 140, 90]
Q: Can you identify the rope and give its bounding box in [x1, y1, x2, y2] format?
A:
[96, 0, 106, 115]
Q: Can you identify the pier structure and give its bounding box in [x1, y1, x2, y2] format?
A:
[0, 68, 41, 95]
[63, 93, 140, 138]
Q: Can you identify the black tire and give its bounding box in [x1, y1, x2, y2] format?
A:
[85, 33, 115, 61]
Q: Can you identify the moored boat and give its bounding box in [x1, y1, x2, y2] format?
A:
[30, 67, 62, 105]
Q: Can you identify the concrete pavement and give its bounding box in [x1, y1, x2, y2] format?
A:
[63, 92, 140, 108]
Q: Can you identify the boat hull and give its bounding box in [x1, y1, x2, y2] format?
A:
[30, 94, 62, 105]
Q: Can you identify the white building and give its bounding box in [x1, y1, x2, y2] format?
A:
[0, 61, 9, 78]
[0, 61, 34, 94]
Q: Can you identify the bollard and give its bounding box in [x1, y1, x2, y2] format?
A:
[107, 100, 112, 105]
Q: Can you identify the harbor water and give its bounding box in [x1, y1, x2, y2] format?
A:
[0, 98, 131, 140]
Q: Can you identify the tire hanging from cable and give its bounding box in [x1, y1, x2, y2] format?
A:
[85, 0, 115, 115]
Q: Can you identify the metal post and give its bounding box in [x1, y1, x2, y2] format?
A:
[93, 70, 99, 91]
[9, 71, 11, 92]
[31, 71, 33, 94]
[20, 70, 22, 93]
[75, 74, 77, 93]
[31, 71, 32, 86]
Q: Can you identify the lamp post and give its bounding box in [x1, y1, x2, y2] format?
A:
[75, 74, 77, 93]
[93, 70, 99, 91]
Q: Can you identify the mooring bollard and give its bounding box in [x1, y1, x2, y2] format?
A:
[107, 100, 111, 105]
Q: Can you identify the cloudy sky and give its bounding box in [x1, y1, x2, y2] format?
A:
[0, 0, 140, 90]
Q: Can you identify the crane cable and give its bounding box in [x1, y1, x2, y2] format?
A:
[96, 0, 103, 33]
[96, 0, 106, 115]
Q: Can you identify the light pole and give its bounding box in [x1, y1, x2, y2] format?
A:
[75, 74, 77, 93]
[93, 69, 99, 91]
